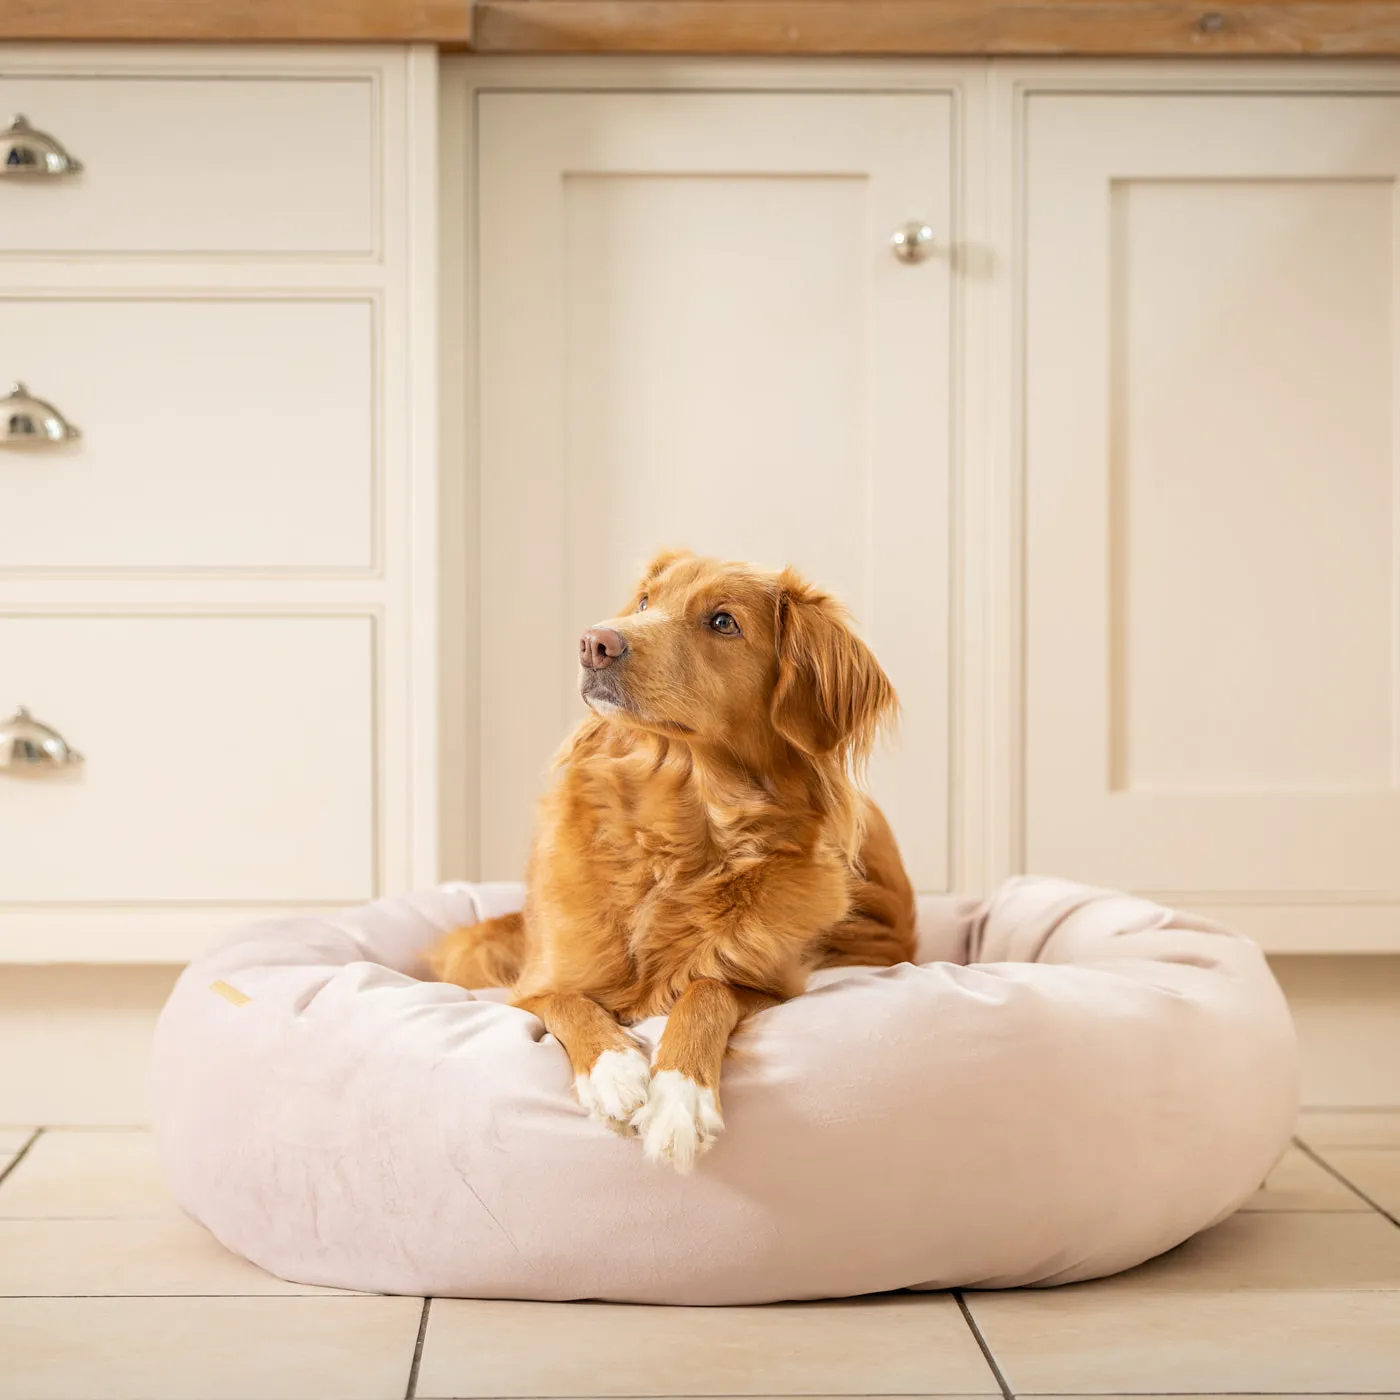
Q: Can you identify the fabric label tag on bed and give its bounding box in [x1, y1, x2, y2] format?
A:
[210, 980, 251, 1006]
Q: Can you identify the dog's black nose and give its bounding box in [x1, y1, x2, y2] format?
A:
[580, 627, 628, 670]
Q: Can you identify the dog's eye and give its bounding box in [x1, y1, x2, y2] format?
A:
[709, 612, 741, 637]
[636, 596, 648, 612]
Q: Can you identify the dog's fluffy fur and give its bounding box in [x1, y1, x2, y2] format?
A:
[429, 550, 915, 1170]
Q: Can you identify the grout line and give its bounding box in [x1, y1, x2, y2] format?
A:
[0, 1128, 43, 1192]
[1236, 1206, 1380, 1213]
[0, 1215, 190, 1222]
[1294, 1136, 1400, 1229]
[20, 1124, 150, 1132]
[405, 1296, 432, 1399]
[1293, 1144, 1400, 1151]
[955, 1291, 1015, 1400]
[0, 1292, 391, 1298]
[1297, 1105, 1400, 1113]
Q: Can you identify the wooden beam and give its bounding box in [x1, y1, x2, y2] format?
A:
[0, 0, 472, 44]
[469, 1, 1400, 56]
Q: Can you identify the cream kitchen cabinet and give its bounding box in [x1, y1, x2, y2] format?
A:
[446, 60, 1400, 953]
[452, 73, 969, 895]
[13, 54, 1389, 959]
[0, 46, 439, 964]
[1017, 74, 1400, 952]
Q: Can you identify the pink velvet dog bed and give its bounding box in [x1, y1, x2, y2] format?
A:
[152, 876, 1297, 1304]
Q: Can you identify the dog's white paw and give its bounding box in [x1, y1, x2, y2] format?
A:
[575, 1047, 651, 1135]
[631, 1069, 723, 1173]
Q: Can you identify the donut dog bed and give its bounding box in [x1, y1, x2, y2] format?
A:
[153, 876, 1297, 1304]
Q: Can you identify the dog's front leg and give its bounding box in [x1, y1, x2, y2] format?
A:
[515, 991, 651, 1135]
[632, 979, 777, 1173]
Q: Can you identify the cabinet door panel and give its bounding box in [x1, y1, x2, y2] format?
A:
[1024, 92, 1400, 945]
[477, 91, 954, 889]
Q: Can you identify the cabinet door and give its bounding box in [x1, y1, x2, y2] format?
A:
[476, 91, 955, 889]
[1024, 92, 1400, 949]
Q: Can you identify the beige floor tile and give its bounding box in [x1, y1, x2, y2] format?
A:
[1021, 1395, 1400, 1399]
[0, 1128, 177, 1219]
[1298, 1108, 1400, 1147]
[1108, 1209, 1400, 1291]
[1321, 1149, 1400, 1217]
[418, 1294, 999, 1397]
[0, 1295, 423, 1400]
[0, 1217, 360, 1296]
[965, 1288, 1400, 1393]
[1274, 959, 1400, 1106]
[1242, 1145, 1370, 1211]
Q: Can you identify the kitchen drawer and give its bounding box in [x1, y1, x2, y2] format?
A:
[0, 297, 374, 572]
[0, 75, 376, 256]
[0, 614, 375, 904]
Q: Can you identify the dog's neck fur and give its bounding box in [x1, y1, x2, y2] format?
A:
[568, 715, 866, 869]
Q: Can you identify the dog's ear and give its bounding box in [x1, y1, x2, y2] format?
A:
[770, 568, 896, 762]
[641, 547, 694, 582]
[621, 549, 695, 613]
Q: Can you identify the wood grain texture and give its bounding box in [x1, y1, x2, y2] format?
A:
[7, 0, 1400, 50]
[470, 2, 1400, 56]
[0, 0, 471, 43]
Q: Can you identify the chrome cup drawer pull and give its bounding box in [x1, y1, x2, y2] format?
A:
[0, 707, 83, 774]
[2, 114, 84, 177]
[1, 382, 82, 448]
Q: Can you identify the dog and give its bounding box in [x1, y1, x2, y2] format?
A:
[428, 550, 916, 1171]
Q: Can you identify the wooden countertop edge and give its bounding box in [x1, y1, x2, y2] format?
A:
[9, 0, 1400, 55]
[0, 1, 473, 45]
[469, 3, 1400, 56]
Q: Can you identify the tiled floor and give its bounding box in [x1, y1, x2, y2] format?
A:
[1, 1116, 1398, 1400]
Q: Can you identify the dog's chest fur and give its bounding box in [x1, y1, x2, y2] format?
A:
[551, 739, 850, 1019]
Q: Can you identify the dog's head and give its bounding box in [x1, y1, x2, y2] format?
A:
[578, 549, 895, 768]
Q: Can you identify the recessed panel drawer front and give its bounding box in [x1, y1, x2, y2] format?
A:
[0, 298, 375, 572]
[0, 614, 376, 905]
[0, 75, 376, 256]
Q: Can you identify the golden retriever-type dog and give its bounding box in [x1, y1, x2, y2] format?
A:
[428, 550, 915, 1172]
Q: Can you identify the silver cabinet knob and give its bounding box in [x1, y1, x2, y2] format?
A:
[1, 382, 82, 448]
[0, 707, 83, 774]
[890, 221, 936, 264]
[1, 114, 84, 177]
